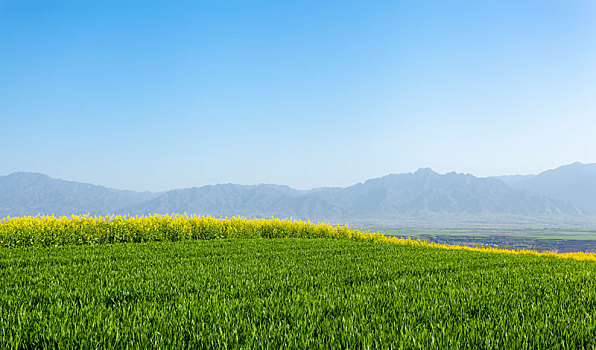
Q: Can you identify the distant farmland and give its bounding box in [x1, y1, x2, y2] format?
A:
[377, 227, 596, 253]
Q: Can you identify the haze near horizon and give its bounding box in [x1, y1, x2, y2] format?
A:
[2, 1, 595, 192]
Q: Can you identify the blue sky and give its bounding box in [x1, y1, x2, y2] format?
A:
[1, 1, 595, 191]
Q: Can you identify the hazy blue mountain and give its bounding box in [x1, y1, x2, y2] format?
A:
[318, 168, 583, 217]
[495, 162, 596, 213]
[121, 168, 585, 225]
[122, 183, 343, 220]
[2, 169, 589, 226]
[492, 174, 536, 184]
[0, 172, 159, 217]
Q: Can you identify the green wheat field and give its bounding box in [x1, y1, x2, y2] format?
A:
[1, 216, 595, 349]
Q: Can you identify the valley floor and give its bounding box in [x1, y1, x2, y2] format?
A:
[378, 227, 596, 253]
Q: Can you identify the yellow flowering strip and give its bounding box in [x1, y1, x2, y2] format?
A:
[0, 214, 369, 246]
[1, 214, 595, 262]
[372, 234, 596, 262]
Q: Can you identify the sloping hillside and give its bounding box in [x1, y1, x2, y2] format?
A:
[0, 172, 159, 217]
[496, 162, 596, 213]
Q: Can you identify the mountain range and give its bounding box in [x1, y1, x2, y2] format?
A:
[0, 172, 158, 218]
[1, 163, 595, 227]
[495, 162, 596, 213]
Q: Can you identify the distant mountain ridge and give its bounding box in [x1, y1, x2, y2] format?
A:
[1, 165, 593, 227]
[0, 172, 159, 217]
[493, 162, 596, 214]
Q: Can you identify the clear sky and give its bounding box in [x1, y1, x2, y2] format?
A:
[2, 1, 595, 191]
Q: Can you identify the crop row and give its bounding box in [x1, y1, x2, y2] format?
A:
[0, 214, 374, 246]
[2, 214, 596, 261]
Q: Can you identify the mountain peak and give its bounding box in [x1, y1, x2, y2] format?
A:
[6, 172, 50, 179]
[563, 161, 585, 168]
[414, 167, 437, 176]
